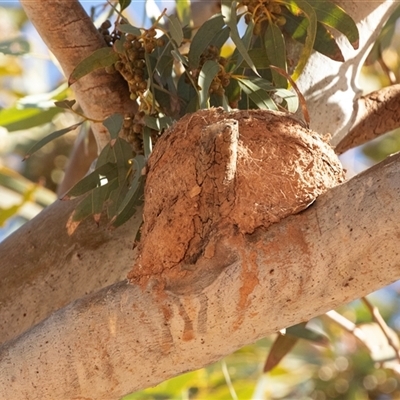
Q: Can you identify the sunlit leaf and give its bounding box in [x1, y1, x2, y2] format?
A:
[264, 23, 287, 88]
[23, 121, 84, 160]
[275, 88, 299, 113]
[68, 47, 120, 86]
[283, 9, 344, 61]
[229, 17, 254, 72]
[307, 0, 359, 49]
[175, 0, 192, 27]
[283, 0, 317, 81]
[166, 15, 183, 46]
[65, 162, 118, 198]
[92, 178, 119, 223]
[188, 14, 225, 68]
[199, 60, 220, 109]
[0, 107, 62, 132]
[222, 0, 259, 76]
[103, 113, 124, 140]
[366, 4, 400, 64]
[264, 333, 299, 372]
[0, 37, 30, 56]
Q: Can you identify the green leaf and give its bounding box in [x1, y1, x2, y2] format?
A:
[0, 107, 62, 132]
[263, 333, 299, 372]
[229, 17, 254, 72]
[237, 78, 277, 110]
[283, 10, 344, 62]
[143, 126, 153, 159]
[92, 178, 119, 222]
[112, 137, 134, 184]
[366, 5, 400, 64]
[117, 23, 142, 37]
[307, 0, 359, 49]
[111, 156, 146, 228]
[275, 88, 299, 112]
[222, 0, 260, 76]
[119, 0, 131, 11]
[283, 0, 317, 81]
[54, 99, 76, 110]
[103, 113, 124, 140]
[175, 0, 192, 27]
[286, 322, 329, 345]
[198, 60, 220, 109]
[264, 23, 287, 88]
[24, 121, 84, 160]
[68, 47, 120, 86]
[144, 115, 173, 131]
[166, 15, 183, 46]
[188, 14, 225, 68]
[72, 192, 94, 222]
[65, 162, 118, 198]
[0, 37, 30, 56]
[96, 143, 116, 168]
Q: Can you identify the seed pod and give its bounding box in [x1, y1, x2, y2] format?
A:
[101, 20, 112, 29]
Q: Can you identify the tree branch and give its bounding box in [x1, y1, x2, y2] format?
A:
[335, 84, 400, 154]
[20, 0, 136, 150]
[1, 152, 400, 399]
[0, 199, 142, 345]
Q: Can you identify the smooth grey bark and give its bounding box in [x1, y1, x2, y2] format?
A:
[1, 152, 399, 400]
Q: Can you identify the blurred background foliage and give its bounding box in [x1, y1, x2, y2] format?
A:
[1, 1, 400, 399]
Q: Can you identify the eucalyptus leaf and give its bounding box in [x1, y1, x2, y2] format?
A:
[264, 23, 287, 88]
[283, 0, 317, 81]
[113, 137, 135, 184]
[229, 18, 254, 73]
[71, 192, 94, 222]
[0, 107, 62, 132]
[166, 15, 183, 46]
[0, 37, 30, 56]
[118, 0, 131, 12]
[103, 113, 124, 140]
[222, 0, 259, 76]
[199, 60, 220, 109]
[307, 0, 359, 49]
[175, 0, 192, 27]
[237, 78, 277, 110]
[24, 121, 84, 160]
[66, 162, 118, 198]
[188, 14, 225, 68]
[117, 23, 142, 37]
[263, 332, 299, 373]
[283, 10, 344, 62]
[68, 47, 120, 86]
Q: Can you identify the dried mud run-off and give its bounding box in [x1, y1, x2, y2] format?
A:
[128, 108, 344, 299]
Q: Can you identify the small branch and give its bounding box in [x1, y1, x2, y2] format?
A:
[20, 0, 136, 151]
[335, 84, 400, 154]
[361, 297, 400, 363]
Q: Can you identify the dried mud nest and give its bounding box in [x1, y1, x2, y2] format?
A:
[128, 108, 344, 288]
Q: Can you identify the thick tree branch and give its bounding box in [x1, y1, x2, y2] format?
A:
[335, 84, 400, 154]
[1, 153, 400, 399]
[20, 0, 136, 150]
[0, 199, 142, 345]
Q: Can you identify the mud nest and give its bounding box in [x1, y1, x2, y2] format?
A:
[128, 108, 344, 288]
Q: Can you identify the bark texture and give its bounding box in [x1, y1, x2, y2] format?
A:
[0, 199, 142, 345]
[20, 0, 136, 150]
[1, 151, 399, 400]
